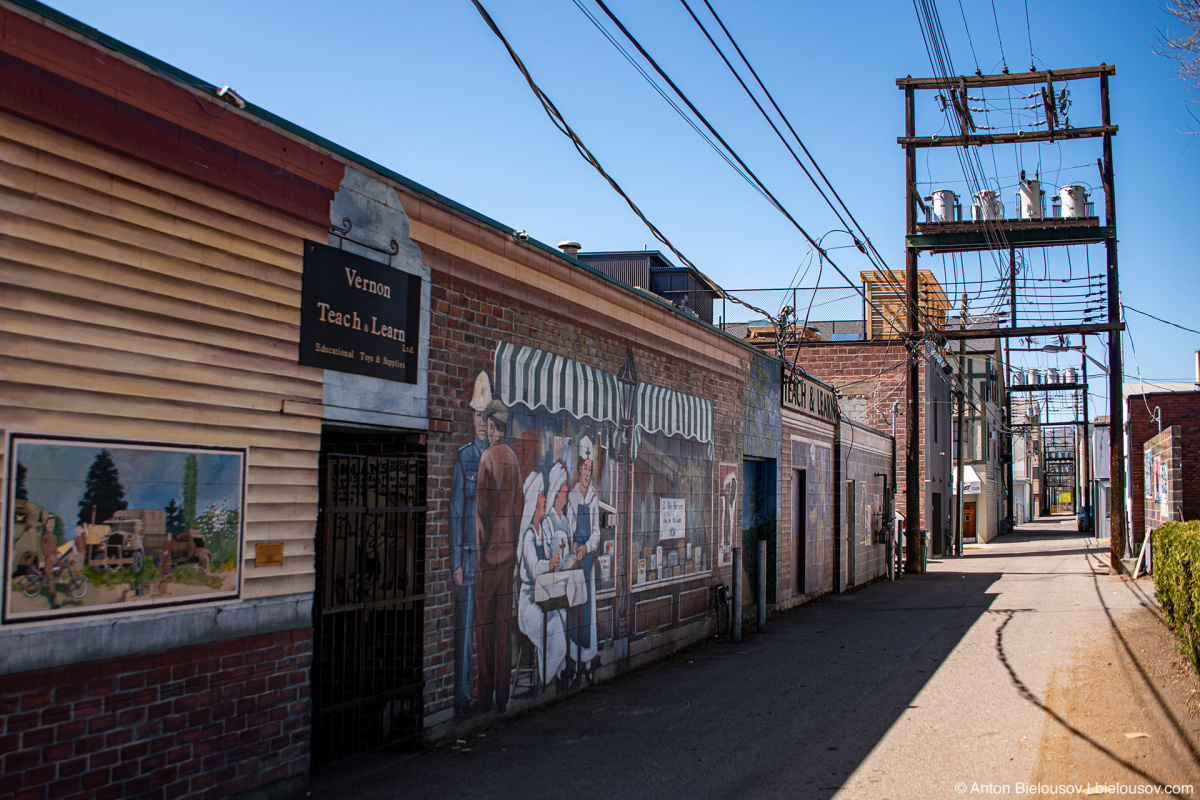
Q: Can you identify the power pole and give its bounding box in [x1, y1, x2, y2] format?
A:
[896, 65, 1124, 563]
[955, 293, 967, 557]
[1081, 337, 1091, 531]
[1100, 71, 1127, 571]
[1006, 247, 1016, 533]
[1074, 370, 1080, 517]
[904, 83, 922, 573]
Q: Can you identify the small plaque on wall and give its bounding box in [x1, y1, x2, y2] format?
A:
[255, 542, 285, 568]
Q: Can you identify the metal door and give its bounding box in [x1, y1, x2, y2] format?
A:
[313, 451, 426, 769]
[846, 480, 856, 588]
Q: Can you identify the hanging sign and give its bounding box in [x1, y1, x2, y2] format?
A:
[782, 365, 837, 424]
[299, 240, 421, 383]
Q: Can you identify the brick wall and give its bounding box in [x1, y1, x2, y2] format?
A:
[0, 628, 311, 800]
[790, 341, 940, 529]
[1127, 393, 1200, 546]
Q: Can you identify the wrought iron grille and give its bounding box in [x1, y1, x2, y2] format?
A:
[313, 453, 426, 769]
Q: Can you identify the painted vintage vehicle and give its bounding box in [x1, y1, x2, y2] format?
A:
[83, 508, 213, 572]
[158, 528, 213, 571]
[82, 514, 148, 572]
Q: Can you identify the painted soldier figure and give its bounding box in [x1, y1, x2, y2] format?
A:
[450, 371, 491, 717]
[472, 399, 521, 715]
[40, 514, 61, 609]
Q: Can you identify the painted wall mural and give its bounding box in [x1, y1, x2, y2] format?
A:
[792, 438, 833, 591]
[450, 342, 715, 718]
[717, 463, 739, 568]
[5, 436, 244, 622]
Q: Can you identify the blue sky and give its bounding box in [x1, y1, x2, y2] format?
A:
[39, 0, 1200, 422]
[15, 439, 243, 529]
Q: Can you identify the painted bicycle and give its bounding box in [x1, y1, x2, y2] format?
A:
[18, 543, 89, 602]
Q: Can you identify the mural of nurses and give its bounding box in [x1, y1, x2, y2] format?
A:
[448, 341, 716, 716]
[516, 468, 570, 690]
[567, 436, 601, 684]
[450, 371, 491, 717]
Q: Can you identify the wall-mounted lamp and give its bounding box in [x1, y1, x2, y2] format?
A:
[216, 85, 246, 108]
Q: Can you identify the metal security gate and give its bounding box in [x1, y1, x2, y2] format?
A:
[313, 450, 426, 769]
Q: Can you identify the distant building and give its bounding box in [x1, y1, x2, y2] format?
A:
[574, 250, 721, 324]
[947, 318, 1007, 543]
[772, 271, 957, 555]
[1011, 396, 1043, 524]
[1093, 416, 1111, 541]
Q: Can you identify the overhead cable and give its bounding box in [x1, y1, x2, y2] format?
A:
[467, 0, 777, 325]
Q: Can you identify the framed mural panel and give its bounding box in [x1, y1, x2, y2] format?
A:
[5, 435, 245, 623]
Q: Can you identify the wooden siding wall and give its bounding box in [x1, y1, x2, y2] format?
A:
[0, 109, 326, 599]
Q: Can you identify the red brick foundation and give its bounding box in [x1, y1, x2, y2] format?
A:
[0, 628, 311, 800]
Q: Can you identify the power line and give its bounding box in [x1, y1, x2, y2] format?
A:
[585, 0, 923, 341]
[1123, 304, 1200, 336]
[467, 0, 776, 325]
[568, 0, 774, 209]
[686, 0, 924, 322]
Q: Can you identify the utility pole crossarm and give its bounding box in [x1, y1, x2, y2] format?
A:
[898, 126, 1117, 149]
[895, 64, 1115, 90]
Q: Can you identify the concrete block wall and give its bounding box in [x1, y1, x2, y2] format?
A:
[838, 424, 895, 587]
[784, 424, 837, 599]
[0, 629, 311, 800]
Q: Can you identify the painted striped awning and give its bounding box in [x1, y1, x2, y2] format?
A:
[633, 382, 713, 458]
[494, 342, 622, 426]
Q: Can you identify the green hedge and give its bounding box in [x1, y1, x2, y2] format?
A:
[1152, 521, 1200, 676]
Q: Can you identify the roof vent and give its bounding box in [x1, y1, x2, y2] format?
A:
[558, 240, 581, 257]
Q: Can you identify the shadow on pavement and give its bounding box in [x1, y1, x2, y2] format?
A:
[312, 569, 1004, 800]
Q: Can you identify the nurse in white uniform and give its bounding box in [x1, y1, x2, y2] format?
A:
[516, 468, 569, 687]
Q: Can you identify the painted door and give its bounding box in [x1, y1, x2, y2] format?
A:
[963, 501, 977, 540]
[793, 470, 806, 595]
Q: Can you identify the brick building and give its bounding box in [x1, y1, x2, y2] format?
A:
[1124, 385, 1200, 549]
[948, 322, 1007, 544]
[785, 340, 954, 553]
[836, 418, 896, 587]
